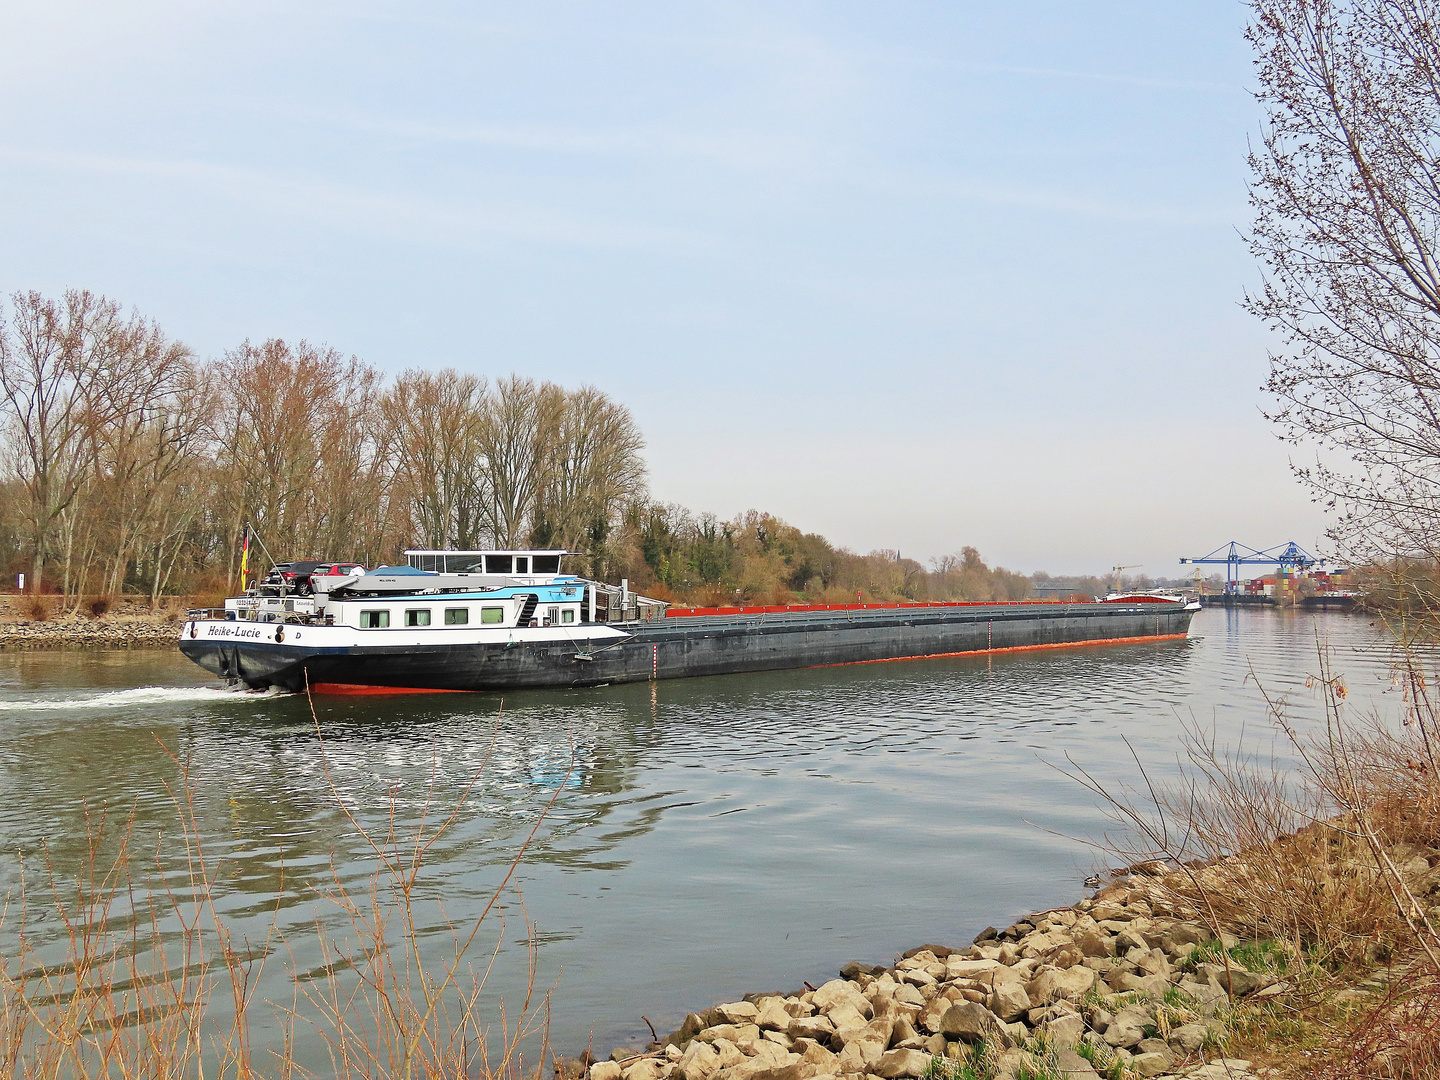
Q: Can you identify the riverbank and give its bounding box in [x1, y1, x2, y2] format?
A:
[0, 596, 184, 648]
[574, 851, 1438, 1080]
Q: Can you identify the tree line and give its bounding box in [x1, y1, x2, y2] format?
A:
[0, 288, 1047, 609]
[0, 289, 645, 607]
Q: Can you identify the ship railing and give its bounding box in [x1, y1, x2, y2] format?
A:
[188, 607, 335, 626]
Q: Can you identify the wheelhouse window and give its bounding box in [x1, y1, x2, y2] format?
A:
[444, 608, 469, 625]
[444, 555, 485, 573]
[480, 607, 505, 624]
[532, 555, 560, 574]
[405, 609, 431, 627]
[514, 556, 529, 573]
[485, 554, 513, 574]
[360, 610, 390, 628]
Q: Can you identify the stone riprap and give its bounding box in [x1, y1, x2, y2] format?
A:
[0, 615, 180, 648]
[575, 876, 1277, 1080]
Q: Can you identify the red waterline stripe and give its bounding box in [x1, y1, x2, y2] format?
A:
[808, 632, 1190, 670]
[310, 682, 469, 696]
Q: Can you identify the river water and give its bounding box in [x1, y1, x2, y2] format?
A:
[0, 607, 1407, 1066]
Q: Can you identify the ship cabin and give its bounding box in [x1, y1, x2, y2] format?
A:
[219, 547, 668, 629]
[333, 581, 589, 632]
[404, 549, 568, 580]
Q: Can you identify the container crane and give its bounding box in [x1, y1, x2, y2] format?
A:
[1179, 541, 1319, 595]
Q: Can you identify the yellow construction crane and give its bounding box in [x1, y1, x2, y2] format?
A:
[1110, 564, 1142, 593]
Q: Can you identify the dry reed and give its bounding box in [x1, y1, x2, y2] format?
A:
[1061, 631, 1440, 1075]
[0, 695, 561, 1079]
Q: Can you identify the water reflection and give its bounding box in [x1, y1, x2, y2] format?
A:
[0, 609, 1415, 1058]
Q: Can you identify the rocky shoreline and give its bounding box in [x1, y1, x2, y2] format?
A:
[0, 616, 180, 648]
[571, 870, 1287, 1080]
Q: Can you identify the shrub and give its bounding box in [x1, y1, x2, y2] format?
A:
[88, 596, 110, 618]
[25, 596, 49, 622]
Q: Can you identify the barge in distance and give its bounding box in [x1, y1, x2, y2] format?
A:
[179, 548, 1201, 694]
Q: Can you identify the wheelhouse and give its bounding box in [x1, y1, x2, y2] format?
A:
[403, 549, 568, 577]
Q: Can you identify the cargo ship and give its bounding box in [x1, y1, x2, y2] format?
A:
[179, 548, 1200, 694]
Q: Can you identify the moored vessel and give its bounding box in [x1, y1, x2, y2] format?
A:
[179, 548, 1199, 693]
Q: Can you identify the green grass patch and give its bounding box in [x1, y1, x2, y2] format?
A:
[1075, 1039, 1124, 1080]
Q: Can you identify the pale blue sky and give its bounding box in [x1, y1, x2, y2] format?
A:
[0, 1, 1328, 575]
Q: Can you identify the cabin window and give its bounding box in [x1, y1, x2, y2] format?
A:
[360, 610, 390, 628]
[444, 608, 469, 625]
[485, 554, 513, 574]
[480, 607, 505, 624]
[515, 557, 529, 573]
[405, 609, 431, 627]
[561, 609, 575, 624]
[532, 555, 560, 574]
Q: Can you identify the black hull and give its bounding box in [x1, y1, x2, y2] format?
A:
[178, 602, 1196, 694]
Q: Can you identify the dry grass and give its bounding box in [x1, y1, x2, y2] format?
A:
[0, 697, 560, 1078]
[1063, 631, 1440, 1077]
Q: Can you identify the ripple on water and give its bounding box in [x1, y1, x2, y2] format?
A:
[0, 608, 1423, 1060]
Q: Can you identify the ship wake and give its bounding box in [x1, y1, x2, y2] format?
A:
[0, 685, 288, 711]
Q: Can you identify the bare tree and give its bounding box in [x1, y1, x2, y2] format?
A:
[534, 385, 646, 552]
[214, 340, 383, 580]
[477, 376, 559, 549]
[1247, 0, 1440, 563]
[382, 369, 488, 549]
[0, 290, 166, 593]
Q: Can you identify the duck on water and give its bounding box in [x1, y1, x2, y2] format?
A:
[178, 548, 1201, 694]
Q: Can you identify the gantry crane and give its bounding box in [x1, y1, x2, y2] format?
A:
[1179, 541, 1319, 595]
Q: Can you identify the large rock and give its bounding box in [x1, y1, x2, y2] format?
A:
[698, 1026, 760, 1046]
[1214, 968, 1270, 996]
[811, 980, 872, 1020]
[1102, 1007, 1148, 1049]
[989, 980, 1031, 1022]
[1168, 1023, 1208, 1054]
[946, 958, 1001, 979]
[1110, 972, 1170, 999]
[917, 997, 951, 1033]
[678, 1043, 721, 1080]
[1130, 1051, 1173, 1077]
[935, 1001, 996, 1042]
[799, 1043, 838, 1071]
[714, 1003, 760, 1025]
[872, 1049, 932, 1078]
[591, 1064, 623, 1080]
[1175, 978, 1228, 1015]
[1134, 949, 1171, 978]
[625, 1060, 668, 1080]
[1055, 1048, 1102, 1079]
[842, 1019, 893, 1068]
[675, 1014, 708, 1045]
[892, 983, 926, 1008]
[825, 1003, 867, 1035]
[1027, 965, 1097, 1006]
[786, 1016, 834, 1042]
[756, 1000, 792, 1032]
[1037, 1013, 1086, 1049]
[1166, 921, 1211, 947]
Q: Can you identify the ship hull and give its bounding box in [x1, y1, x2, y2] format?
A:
[178, 601, 1196, 694]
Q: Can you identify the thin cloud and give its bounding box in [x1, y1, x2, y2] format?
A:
[0, 144, 722, 256]
[951, 61, 1233, 94]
